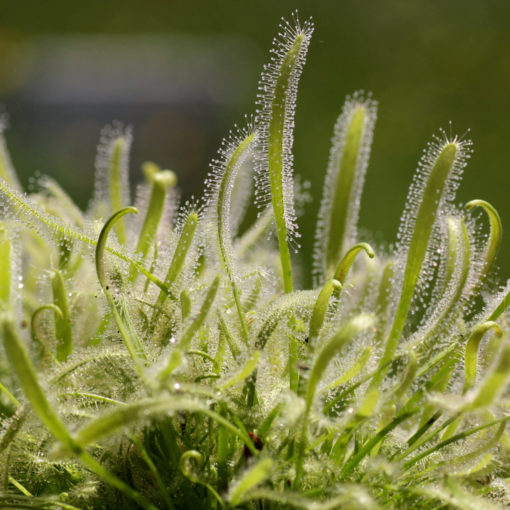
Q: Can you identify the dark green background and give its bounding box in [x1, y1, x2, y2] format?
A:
[1, 0, 509, 286]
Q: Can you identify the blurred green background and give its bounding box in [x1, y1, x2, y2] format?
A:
[1, 0, 509, 286]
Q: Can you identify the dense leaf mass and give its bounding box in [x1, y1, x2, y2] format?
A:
[1, 12, 510, 510]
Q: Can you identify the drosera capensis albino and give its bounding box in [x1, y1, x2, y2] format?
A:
[0, 11, 510, 510]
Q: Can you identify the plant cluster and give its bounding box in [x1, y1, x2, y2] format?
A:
[1, 12, 510, 510]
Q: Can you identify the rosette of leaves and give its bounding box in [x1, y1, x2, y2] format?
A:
[1, 12, 510, 510]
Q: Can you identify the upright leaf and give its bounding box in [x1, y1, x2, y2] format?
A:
[370, 134, 471, 392]
[205, 124, 258, 342]
[255, 13, 314, 292]
[0, 116, 20, 189]
[314, 93, 377, 281]
[92, 123, 133, 244]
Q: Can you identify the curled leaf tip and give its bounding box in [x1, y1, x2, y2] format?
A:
[333, 242, 376, 284]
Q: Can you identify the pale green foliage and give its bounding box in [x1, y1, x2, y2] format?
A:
[1, 12, 510, 510]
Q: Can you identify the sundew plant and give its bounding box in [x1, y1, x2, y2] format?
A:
[2, 12, 510, 510]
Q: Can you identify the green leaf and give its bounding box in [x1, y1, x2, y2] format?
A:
[314, 93, 377, 281]
[306, 314, 374, 412]
[0, 117, 20, 189]
[332, 242, 375, 284]
[153, 210, 198, 313]
[235, 207, 274, 258]
[219, 351, 260, 389]
[0, 223, 11, 308]
[469, 341, 510, 409]
[341, 410, 416, 476]
[218, 311, 240, 360]
[69, 395, 255, 455]
[412, 216, 471, 351]
[464, 322, 503, 392]
[255, 290, 317, 350]
[370, 135, 471, 394]
[179, 274, 220, 351]
[93, 126, 132, 244]
[209, 127, 257, 343]
[466, 199, 502, 291]
[30, 304, 62, 365]
[2, 316, 75, 450]
[323, 346, 372, 392]
[228, 458, 273, 507]
[0, 177, 168, 292]
[308, 279, 342, 344]
[95, 207, 148, 372]
[129, 165, 176, 280]
[180, 450, 224, 507]
[403, 414, 510, 472]
[51, 269, 73, 362]
[295, 314, 374, 486]
[256, 15, 314, 293]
